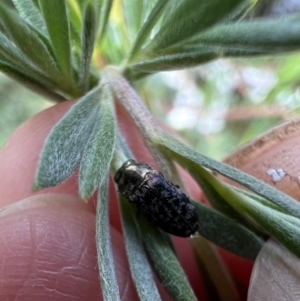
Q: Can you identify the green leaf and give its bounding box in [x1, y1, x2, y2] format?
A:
[0, 57, 66, 102]
[122, 0, 144, 42]
[79, 85, 116, 199]
[67, 0, 83, 51]
[147, 0, 244, 52]
[176, 152, 266, 237]
[225, 0, 257, 22]
[181, 161, 300, 258]
[126, 0, 169, 63]
[119, 196, 162, 301]
[34, 86, 101, 190]
[11, 0, 46, 34]
[230, 189, 300, 258]
[193, 201, 263, 259]
[128, 47, 219, 75]
[189, 15, 300, 55]
[0, 3, 61, 80]
[155, 132, 300, 218]
[0, 32, 58, 87]
[78, 1, 97, 94]
[96, 176, 121, 301]
[97, 0, 113, 42]
[138, 217, 197, 301]
[39, 0, 73, 83]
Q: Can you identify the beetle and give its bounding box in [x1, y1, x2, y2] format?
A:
[114, 159, 199, 237]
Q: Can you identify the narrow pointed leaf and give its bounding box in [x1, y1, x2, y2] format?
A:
[67, 0, 82, 50]
[11, 0, 45, 34]
[0, 58, 65, 102]
[119, 196, 161, 301]
[127, 0, 169, 62]
[193, 201, 263, 259]
[248, 239, 300, 301]
[96, 177, 121, 301]
[0, 32, 59, 88]
[123, 0, 144, 41]
[98, 0, 113, 42]
[79, 1, 97, 93]
[176, 153, 266, 237]
[39, 0, 73, 82]
[227, 0, 257, 22]
[229, 189, 300, 258]
[129, 48, 219, 74]
[155, 133, 300, 218]
[187, 163, 300, 258]
[138, 217, 197, 301]
[0, 3, 60, 79]
[190, 15, 300, 55]
[148, 0, 243, 51]
[79, 86, 116, 199]
[34, 86, 102, 189]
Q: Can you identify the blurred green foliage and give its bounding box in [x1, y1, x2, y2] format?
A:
[139, 54, 300, 160]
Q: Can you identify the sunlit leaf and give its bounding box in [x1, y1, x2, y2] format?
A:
[248, 239, 300, 301]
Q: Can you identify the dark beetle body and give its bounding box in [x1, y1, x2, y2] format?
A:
[114, 159, 199, 237]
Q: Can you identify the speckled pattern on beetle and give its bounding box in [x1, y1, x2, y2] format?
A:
[114, 159, 199, 237]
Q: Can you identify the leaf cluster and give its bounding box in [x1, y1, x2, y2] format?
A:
[2, 1, 300, 300]
[1, 0, 300, 100]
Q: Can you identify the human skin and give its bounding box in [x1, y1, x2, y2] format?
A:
[0, 100, 206, 300]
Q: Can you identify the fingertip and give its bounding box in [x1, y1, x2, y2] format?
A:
[0, 194, 139, 301]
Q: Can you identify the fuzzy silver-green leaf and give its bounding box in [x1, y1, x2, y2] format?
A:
[79, 85, 116, 199]
[138, 217, 197, 301]
[193, 201, 263, 260]
[12, 0, 46, 34]
[79, 1, 97, 94]
[96, 176, 121, 301]
[156, 133, 300, 218]
[119, 196, 161, 301]
[34, 86, 101, 189]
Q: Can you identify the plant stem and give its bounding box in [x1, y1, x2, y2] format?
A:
[104, 67, 185, 188]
